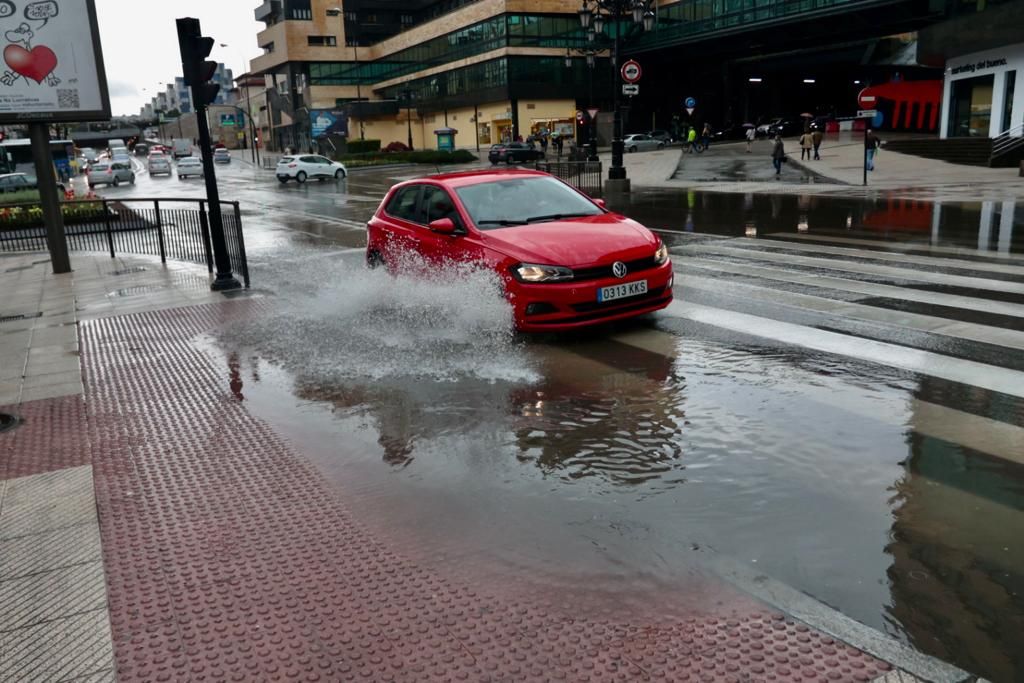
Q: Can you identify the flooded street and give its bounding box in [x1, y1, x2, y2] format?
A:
[103, 158, 1024, 681]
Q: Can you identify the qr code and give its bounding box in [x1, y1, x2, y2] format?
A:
[57, 89, 80, 109]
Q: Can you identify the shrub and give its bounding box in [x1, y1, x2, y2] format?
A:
[383, 141, 410, 153]
[346, 139, 381, 154]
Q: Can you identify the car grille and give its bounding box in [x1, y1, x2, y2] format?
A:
[570, 285, 667, 313]
[572, 255, 659, 282]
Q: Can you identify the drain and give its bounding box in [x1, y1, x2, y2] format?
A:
[0, 312, 43, 324]
[0, 413, 20, 433]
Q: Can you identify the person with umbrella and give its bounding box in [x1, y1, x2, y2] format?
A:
[744, 123, 755, 153]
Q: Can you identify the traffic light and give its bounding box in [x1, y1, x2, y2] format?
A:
[176, 18, 220, 109]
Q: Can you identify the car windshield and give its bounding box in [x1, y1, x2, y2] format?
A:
[454, 176, 601, 229]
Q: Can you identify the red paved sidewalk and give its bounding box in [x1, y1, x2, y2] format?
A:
[4, 301, 894, 681]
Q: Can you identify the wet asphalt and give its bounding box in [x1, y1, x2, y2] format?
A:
[100, 152, 1024, 682]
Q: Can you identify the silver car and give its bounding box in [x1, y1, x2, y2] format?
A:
[88, 161, 135, 188]
[623, 134, 664, 152]
[148, 154, 172, 176]
[177, 157, 204, 179]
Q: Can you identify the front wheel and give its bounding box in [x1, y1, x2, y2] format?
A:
[278, 177, 288, 184]
[130, 175, 136, 185]
[178, 175, 183, 180]
[112, 177, 120, 187]
[657, 142, 665, 149]
[628, 146, 637, 153]
[366, 250, 384, 269]
[296, 171, 307, 184]
[335, 169, 345, 180]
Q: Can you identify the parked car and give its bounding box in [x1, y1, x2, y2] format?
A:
[488, 142, 544, 164]
[623, 134, 664, 152]
[366, 169, 673, 332]
[0, 172, 65, 194]
[177, 156, 204, 179]
[275, 154, 347, 183]
[88, 162, 135, 188]
[711, 124, 749, 142]
[768, 119, 803, 137]
[148, 154, 172, 176]
[647, 129, 673, 143]
[755, 118, 782, 138]
[213, 148, 231, 164]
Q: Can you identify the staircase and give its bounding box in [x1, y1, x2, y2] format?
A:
[882, 137, 993, 166]
[991, 124, 1024, 169]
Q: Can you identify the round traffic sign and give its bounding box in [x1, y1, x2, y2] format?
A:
[684, 96, 696, 108]
[620, 59, 642, 84]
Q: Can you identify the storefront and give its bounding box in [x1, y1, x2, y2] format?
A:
[940, 43, 1024, 138]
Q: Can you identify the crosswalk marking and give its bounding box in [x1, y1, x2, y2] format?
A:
[680, 259, 1024, 318]
[766, 232, 1024, 262]
[664, 300, 1024, 399]
[725, 237, 1024, 277]
[678, 273, 1024, 350]
[682, 243, 1024, 295]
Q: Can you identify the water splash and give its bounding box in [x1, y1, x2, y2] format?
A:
[220, 248, 538, 384]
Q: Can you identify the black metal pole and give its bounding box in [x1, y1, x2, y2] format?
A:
[609, 14, 625, 181]
[474, 104, 480, 152]
[406, 94, 414, 151]
[29, 123, 71, 273]
[194, 103, 241, 290]
[863, 124, 868, 187]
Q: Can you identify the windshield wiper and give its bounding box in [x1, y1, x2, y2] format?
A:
[476, 218, 527, 226]
[523, 212, 593, 223]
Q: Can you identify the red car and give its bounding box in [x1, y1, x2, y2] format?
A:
[366, 169, 673, 331]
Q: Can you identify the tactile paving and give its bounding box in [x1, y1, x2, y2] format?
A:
[49, 301, 895, 681]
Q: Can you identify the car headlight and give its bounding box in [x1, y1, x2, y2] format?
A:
[512, 263, 574, 283]
[654, 242, 669, 265]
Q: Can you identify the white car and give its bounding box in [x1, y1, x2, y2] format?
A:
[213, 148, 231, 164]
[88, 161, 135, 188]
[276, 154, 347, 184]
[148, 154, 172, 176]
[177, 157, 204, 179]
[622, 134, 664, 152]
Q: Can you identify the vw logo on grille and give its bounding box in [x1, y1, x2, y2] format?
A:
[612, 261, 628, 278]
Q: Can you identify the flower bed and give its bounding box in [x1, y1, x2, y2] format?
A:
[0, 200, 108, 231]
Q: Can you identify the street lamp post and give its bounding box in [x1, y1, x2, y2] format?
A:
[577, 0, 655, 193]
[565, 34, 603, 161]
[327, 6, 365, 140]
[401, 88, 415, 151]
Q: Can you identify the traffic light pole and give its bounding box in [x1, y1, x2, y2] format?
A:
[177, 17, 241, 291]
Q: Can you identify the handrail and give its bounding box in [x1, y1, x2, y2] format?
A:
[992, 122, 1024, 157]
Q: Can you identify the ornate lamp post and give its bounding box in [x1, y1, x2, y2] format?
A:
[565, 33, 603, 162]
[400, 88, 416, 151]
[577, 0, 655, 192]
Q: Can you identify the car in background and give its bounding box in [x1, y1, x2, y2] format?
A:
[213, 148, 231, 164]
[755, 118, 782, 138]
[768, 119, 804, 137]
[148, 154, 172, 176]
[366, 169, 673, 332]
[79, 147, 99, 163]
[177, 156, 204, 179]
[275, 154, 347, 183]
[623, 134, 664, 152]
[88, 162, 135, 188]
[172, 138, 192, 159]
[488, 142, 544, 165]
[711, 124, 749, 142]
[0, 172, 65, 194]
[647, 129, 673, 143]
[109, 145, 129, 158]
[133, 143, 149, 156]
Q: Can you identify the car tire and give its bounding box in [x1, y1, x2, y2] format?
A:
[296, 171, 307, 184]
[335, 169, 345, 180]
[657, 142, 665, 149]
[278, 177, 288, 184]
[628, 146, 637, 153]
[366, 250, 384, 269]
[112, 177, 120, 187]
[178, 175, 183, 180]
[130, 175, 135, 185]
[88, 184, 94, 190]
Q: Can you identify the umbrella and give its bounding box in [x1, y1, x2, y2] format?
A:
[742, 123, 756, 128]
[799, 112, 814, 118]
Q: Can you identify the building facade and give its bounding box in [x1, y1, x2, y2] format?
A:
[250, 0, 611, 152]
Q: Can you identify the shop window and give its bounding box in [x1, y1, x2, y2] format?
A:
[1001, 71, 1016, 134]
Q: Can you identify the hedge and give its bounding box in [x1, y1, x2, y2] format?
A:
[346, 139, 381, 154]
[337, 149, 476, 165]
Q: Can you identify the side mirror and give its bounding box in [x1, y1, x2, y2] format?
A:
[429, 217, 457, 234]
[594, 198, 606, 209]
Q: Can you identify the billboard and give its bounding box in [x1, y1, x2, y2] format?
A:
[0, 0, 110, 123]
[220, 113, 243, 127]
[310, 109, 348, 138]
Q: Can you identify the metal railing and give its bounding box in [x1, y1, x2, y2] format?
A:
[0, 198, 249, 287]
[535, 160, 603, 197]
[992, 122, 1024, 159]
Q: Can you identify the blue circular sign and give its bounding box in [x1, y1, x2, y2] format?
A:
[684, 97, 696, 108]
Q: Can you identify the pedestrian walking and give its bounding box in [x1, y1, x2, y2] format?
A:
[702, 123, 711, 149]
[540, 135, 548, 157]
[687, 126, 698, 153]
[771, 134, 785, 176]
[745, 126, 755, 153]
[865, 128, 880, 171]
[811, 127, 823, 160]
[799, 129, 813, 161]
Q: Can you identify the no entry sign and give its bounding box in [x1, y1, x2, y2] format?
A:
[620, 59, 642, 83]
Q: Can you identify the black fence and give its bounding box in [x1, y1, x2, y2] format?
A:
[0, 198, 249, 287]
[535, 160, 603, 198]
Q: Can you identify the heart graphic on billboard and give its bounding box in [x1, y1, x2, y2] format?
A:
[4, 44, 57, 83]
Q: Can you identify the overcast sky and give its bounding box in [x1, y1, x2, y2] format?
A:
[96, 0, 263, 116]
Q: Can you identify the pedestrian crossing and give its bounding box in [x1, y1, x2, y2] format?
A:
[640, 231, 1024, 464]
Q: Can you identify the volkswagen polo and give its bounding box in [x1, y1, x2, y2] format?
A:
[366, 170, 673, 331]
